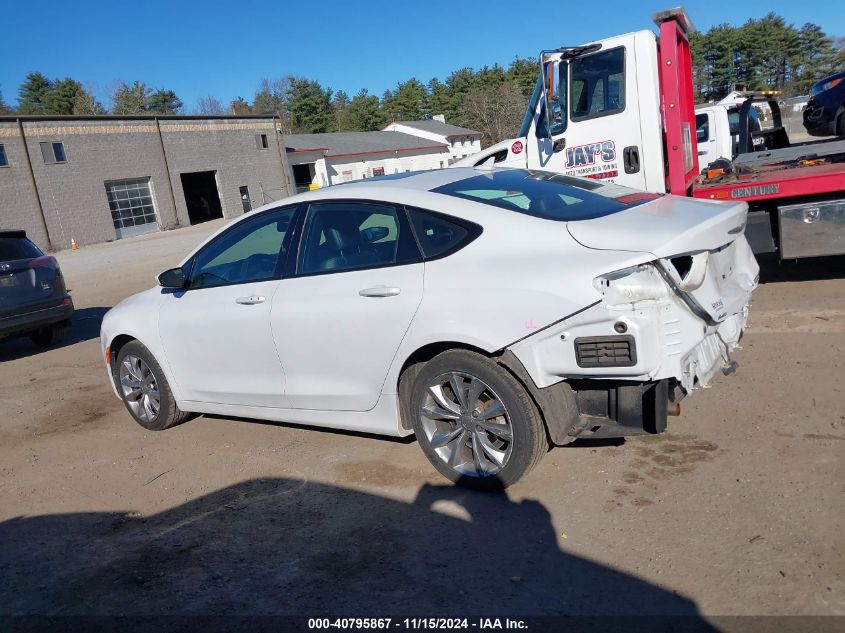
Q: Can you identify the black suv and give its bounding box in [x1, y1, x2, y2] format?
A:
[0, 230, 74, 347]
[803, 70, 845, 137]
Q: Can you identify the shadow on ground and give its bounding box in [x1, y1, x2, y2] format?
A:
[758, 253, 845, 284]
[0, 306, 109, 362]
[0, 479, 711, 621]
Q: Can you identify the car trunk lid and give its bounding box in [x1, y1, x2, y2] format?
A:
[568, 195, 758, 323]
[566, 194, 750, 258]
[0, 257, 61, 318]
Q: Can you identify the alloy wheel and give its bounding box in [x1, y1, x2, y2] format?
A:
[419, 371, 513, 477]
[119, 354, 161, 424]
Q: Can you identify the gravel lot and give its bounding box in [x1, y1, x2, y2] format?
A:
[1, 220, 843, 620]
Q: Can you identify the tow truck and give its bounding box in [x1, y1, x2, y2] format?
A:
[454, 8, 845, 259]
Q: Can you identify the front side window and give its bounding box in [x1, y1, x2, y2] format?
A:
[190, 206, 297, 289]
[570, 47, 625, 120]
[297, 202, 418, 275]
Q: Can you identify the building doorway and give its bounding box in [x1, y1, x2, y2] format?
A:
[292, 163, 316, 193]
[181, 171, 223, 225]
[239, 185, 252, 213]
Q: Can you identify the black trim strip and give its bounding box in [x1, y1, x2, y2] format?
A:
[507, 300, 602, 347]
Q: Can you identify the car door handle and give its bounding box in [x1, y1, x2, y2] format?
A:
[359, 286, 401, 298]
[235, 295, 266, 305]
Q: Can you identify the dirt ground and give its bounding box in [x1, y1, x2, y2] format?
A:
[1, 220, 843, 620]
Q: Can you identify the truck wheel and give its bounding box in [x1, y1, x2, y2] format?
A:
[115, 341, 191, 431]
[408, 349, 547, 489]
[30, 323, 66, 347]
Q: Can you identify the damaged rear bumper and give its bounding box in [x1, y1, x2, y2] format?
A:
[506, 238, 757, 441]
[507, 294, 750, 393]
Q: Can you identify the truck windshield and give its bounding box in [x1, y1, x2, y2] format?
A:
[432, 169, 659, 221]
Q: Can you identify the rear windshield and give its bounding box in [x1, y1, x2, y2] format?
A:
[0, 237, 43, 262]
[431, 169, 660, 221]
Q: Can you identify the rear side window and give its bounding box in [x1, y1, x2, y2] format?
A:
[696, 113, 710, 142]
[407, 208, 479, 259]
[0, 237, 43, 262]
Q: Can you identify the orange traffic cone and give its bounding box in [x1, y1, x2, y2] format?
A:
[71, 238, 78, 251]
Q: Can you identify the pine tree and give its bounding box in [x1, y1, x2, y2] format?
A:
[147, 89, 183, 115]
[0, 87, 11, 114]
[111, 81, 152, 115]
[44, 78, 84, 115]
[287, 78, 335, 133]
[341, 90, 384, 131]
[381, 79, 430, 122]
[17, 72, 54, 114]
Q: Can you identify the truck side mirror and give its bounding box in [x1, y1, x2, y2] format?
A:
[535, 58, 556, 140]
[537, 56, 567, 139]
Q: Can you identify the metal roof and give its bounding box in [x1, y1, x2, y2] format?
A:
[283, 131, 447, 158]
[391, 120, 481, 137]
[0, 114, 278, 122]
[324, 167, 493, 192]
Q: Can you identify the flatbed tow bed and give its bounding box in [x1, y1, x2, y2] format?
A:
[693, 143, 845, 257]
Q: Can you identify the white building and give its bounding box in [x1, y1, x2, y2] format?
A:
[382, 118, 482, 164]
[284, 131, 451, 191]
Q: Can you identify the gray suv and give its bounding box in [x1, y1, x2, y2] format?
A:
[0, 230, 74, 347]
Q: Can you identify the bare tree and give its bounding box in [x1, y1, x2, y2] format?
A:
[196, 94, 228, 115]
[461, 82, 527, 147]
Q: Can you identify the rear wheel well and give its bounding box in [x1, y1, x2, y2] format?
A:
[395, 342, 574, 446]
[397, 342, 492, 431]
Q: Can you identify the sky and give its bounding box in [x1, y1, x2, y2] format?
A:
[2, 0, 842, 112]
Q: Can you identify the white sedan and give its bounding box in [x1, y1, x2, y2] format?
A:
[101, 167, 758, 487]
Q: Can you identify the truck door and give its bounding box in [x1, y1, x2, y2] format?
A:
[527, 31, 664, 193]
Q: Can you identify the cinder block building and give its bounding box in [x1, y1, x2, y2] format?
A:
[0, 115, 293, 251]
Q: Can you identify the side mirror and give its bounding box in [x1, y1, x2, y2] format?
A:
[537, 58, 557, 140]
[157, 266, 186, 289]
[537, 55, 568, 140]
[361, 226, 389, 243]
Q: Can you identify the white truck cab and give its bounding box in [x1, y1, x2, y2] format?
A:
[694, 104, 732, 171]
[456, 29, 670, 193]
[456, 7, 845, 260]
[695, 101, 766, 171]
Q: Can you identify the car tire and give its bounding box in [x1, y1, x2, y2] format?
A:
[836, 110, 845, 137]
[29, 323, 66, 347]
[115, 340, 191, 431]
[408, 349, 547, 489]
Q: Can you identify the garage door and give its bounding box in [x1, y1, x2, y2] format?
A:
[105, 178, 159, 239]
